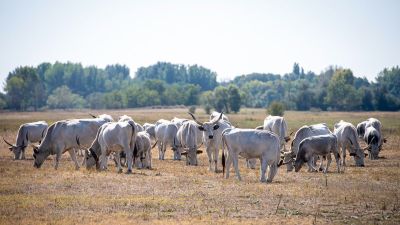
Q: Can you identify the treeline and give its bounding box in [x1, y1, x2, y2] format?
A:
[0, 61, 399, 112]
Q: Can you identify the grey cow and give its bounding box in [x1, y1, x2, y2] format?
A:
[221, 128, 281, 183]
[85, 121, 137, 173]
[333, 120, 365, 167]
[33, 115, 113, 170]
[176, 121, 203, 166]
[292, 134, 341, 174]
[4, 121, 48, 160]
[189, 112, 225, 171]
[155, 121, 179, 160]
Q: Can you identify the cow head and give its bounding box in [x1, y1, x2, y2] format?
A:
[365, 135, 380, 160]
[33, 145, 50, 168]
[3, 134, 27, 160]
[188, 112, 223, 139]
[356, 122, 366, 138]
[347, 138, 365, 167]
[181, 149, 203, 166]
[85, 148, 100, 170]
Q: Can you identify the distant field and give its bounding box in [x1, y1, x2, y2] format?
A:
[0, 108, 399, 224]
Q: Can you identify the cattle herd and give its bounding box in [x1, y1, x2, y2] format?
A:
[2, 112, 386, 183]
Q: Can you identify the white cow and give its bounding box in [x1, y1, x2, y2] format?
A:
[292, 134, 341, 174]
[188, 112, 225, 171]
[363, 126, 381, 160]
[263, 116, 290, 151]
[155, 122, 179, 160]
[357, 118, 386, 158]
[283, 123, 332, 172]
[176, 121, 203, 165]
[221, 128, 280, 183]
[85, 121, 137, 173]
[334, 120, 365, 167]
[118, 115, 144, 132]
[171, 117, 189, 129]
[134, 131, 152, 169]
[3, 121, 48, 160]
[33, 115, 113, 170]
[210, 111, 230, 122]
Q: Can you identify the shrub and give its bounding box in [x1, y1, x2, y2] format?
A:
[188, 105, 196, 114]
[267, 101, 285, 116]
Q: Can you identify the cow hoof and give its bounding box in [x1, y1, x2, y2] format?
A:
[126, 170, 132, 174]
[260, 179, 267, 183]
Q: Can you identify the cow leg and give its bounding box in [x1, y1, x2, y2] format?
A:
[267, 163, 278, 183]
[260, 158, 268, 182]
[324, 154, 332, 174]
[225, 152, 232, 179]
[341, 144, 346, 167]
[157, 142, 163, 160]
[206, 145, 213, 171]
[306, 160, 318, 173]
[68, 149, 80, 170]
[126, 149, 133, 174]
[213, 144, 219, 172]
[21, 149, 26, 160]
[232, 155, 242, 181]
[114, 152, 123, 173]
[54, 152, 62, 170]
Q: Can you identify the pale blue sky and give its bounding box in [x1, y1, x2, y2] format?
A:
[0, 0, 399, 90]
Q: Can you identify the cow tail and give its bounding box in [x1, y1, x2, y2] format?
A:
[128, 121, 136, 149]
[221, 132, 227, 177]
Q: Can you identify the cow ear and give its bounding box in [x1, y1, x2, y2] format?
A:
[196, 150, 203, 154]
[181, 151, 188, 156]
[213, 124, 219, 130]
[197, 126, 205, 131]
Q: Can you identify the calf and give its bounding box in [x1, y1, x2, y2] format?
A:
[292, 134, 341, 174]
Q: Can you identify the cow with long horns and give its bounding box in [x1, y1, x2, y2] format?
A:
[188, 112, 226, 171]
[3, 121, 48, 160]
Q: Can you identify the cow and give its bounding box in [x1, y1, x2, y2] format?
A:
[171, 117, 189, 129]
[133, 131, 152, 169]
[210, 111, 230, 122]
[33, 115, 113, 170]
[176, 121, 204, 165]
[3, 121, 48, 160]
[283, 123, 332, 172]
[155, 122, 179, 160]
[118, 115, 144, 132]
[291, 134, 341, 174]
[333, 120, 365, 167]
[221, 128, 280, 183]
[188, 112, 225, 171]
[364, 126, 381, 160]
[262, 116, 291, 152]
[84, 120, 136, 173]
[357, 118, 386, 154]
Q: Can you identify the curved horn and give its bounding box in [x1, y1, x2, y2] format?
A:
[289, 131, 294, 136]
[212, 112, 224, 124]
[3, 137, 14, 147]
[89, 113, 97, 118]
[255, 126, 263, 130]
[41, 128, 46, 138]
[151, 140, 158, 149]
[188, 112, 203, 126]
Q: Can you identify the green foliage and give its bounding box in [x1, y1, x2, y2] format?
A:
[47, 86, 85, 109]
[326, 69, 360, 110]
[267, 101, 285, 116]
[227, 84, 241, 113]
[188, 106, 196, 114]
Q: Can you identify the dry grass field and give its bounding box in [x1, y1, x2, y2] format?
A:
[0, 108, 399, 224]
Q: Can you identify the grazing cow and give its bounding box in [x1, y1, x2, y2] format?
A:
[262, 116, 291, 152]
[85, 121, 136, 173]
[221, 128, 280, 183]
[3, 121, 48, 160]
[176, 121, 203, 165]
[171, 117, 189, 129]
[210, 111, 230, 122]
[134, 131, 152, 169]
[188, 112, 225, 171]
[333, 120, 365, 167]
[364, 126, 381, 160]
[292, 134, 341, 174]
[283, 123, 331, 172]
[357, 118, 385, 153]
[143, 123, 156, 140]
[33, 115, 113, 170]
[155, 122, 179, 160]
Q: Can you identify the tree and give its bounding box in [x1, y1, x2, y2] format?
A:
[213, 86, 229, 113]
[325, 69, 360, 110]
[227, 84, 241, 113]
[267, 101, 285, 116]
[47, 86, 85, 109]
[200, 91, 214, 114]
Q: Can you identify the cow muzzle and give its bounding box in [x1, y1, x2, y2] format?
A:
[208, 135, 213, 139]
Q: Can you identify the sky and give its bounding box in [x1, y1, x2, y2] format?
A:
[0, 0, 399, 90]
